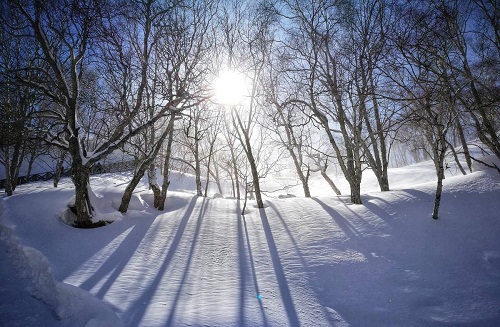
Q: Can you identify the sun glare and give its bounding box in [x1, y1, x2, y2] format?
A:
[213, 70, 247, 105]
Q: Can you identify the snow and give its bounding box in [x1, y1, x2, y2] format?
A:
[1, 155, 500, 326]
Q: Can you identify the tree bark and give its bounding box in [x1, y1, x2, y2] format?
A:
[432, 162, 445, 220]
[53, 152, 66, 187]
[234, 111, 264, 208]
[71, 161, 93, 227]
[4, 146, 13, 197]
[148, 164, 162, 209]
[320, 169, 341, 195]
[229, 145, 241, 199]
[118, 163, 148, 213]
[158, 116, 176, 211]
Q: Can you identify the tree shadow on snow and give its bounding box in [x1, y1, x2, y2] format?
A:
[258, 208, 301, 327]
[125, 196, 199, 326]
[236, 200, 269, 327]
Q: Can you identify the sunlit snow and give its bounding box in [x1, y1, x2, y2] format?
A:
[1, 151, 500, 326]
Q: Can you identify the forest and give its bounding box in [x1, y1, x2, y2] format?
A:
[1, 0, 499, 227]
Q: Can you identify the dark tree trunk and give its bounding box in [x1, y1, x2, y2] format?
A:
[26, 152, 37, 182]
[432, 162, 445, 220]
[247, 145, 264, 208]
[447, 141, 467, 176]
[53, 153, 66, 187]
[233, 112, 263, 208]
[148, 164, 162, 209]
[5, 146, 13, 197]
[454, 117, 472, 173]
[71, 161, 93, 227]
[119, 120, 172, 212]
[158, 116, 176, 211]
[349, 180, 362, 205]
[5, 139, 24, 195]
[194, 140, 203, 196]
[118, 163, 148, 213]
[229, 146, 241, 199]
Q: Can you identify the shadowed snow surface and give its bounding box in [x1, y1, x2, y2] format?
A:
[1, 155, 500, 326]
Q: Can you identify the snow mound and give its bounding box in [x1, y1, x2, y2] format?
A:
[0, 199, 124, 327]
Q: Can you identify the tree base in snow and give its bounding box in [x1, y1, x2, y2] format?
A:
[60, 205, 113, 229]
[72, 220, 112, 229]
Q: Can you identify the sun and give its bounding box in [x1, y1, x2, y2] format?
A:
[213, 70, 247, 105]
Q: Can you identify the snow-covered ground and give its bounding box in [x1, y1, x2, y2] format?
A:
[1, 153, 500, 326]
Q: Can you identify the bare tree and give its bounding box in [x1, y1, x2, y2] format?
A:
[350, 0, 397, 192]
[153, 0, 217, 209]
[263, 66, 313, 197]
[216, 0, 277, 208]
[391, 0, 462, 219]
[281, 0, 365, 204]
[0, 4, 40, 195]
[10, 0, 185, 227]
[445, 0, 500, 171]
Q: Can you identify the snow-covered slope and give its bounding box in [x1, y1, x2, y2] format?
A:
[1, 156, 499, 326]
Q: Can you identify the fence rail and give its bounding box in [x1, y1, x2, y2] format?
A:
[0, 160, 136, 190]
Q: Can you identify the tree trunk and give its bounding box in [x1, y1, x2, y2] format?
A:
[378, 173, 390, 192]
[229, 144, 241, 199]
[118, 163, 148, 213]
[320, 169, 341, 195]
[209, 164, 223, 195]
[4, 146, 13, 196]
[71, 162, 93, 227]
[290, 148, 311, 197]
[4, 138, 25, 195]
[369, 67, 390, 192]
[246, 144, 263, 208]
[53, 153, 66, 187]
[203, 140, 216, 197]
[26, 151, 37, 182]
[447, 141, 467, 176]
[349, 180, 362, 205]
[242, 181, 249, 215]
[430, 110, 449, 220]
[432, 163, 445, 220]
[10, 140, 25, 193]
[158, 116, 176, 211]
[194, 140, 203, 196]
[301, 168, 311, 198]
[148, 164, 162, 209]
[454, 117, 472, 173]
[233, 111, 263, 208]
[274, 102, 311, 197]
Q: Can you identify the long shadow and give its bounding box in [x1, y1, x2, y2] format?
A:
[126, 195, 198, 326]
[78, 217, 157, 295]
[267, 201, 341, 325]
[164, 197, 208, 326]
[311, 198, 378, 264]
[401, 188, 434, 201]
[362, 196, 395, 225]
[266, 202, 307, 267]
[311, 198, 361, 240]
[259, 208, 301, 327]
[237, 200, 268, 326]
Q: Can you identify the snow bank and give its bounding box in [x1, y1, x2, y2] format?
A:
[0, 199, 124, 327]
